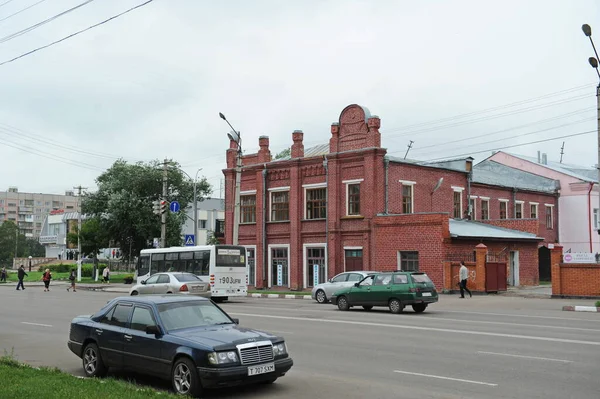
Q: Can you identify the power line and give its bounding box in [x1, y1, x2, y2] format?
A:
[0, 0, 155, 67]
[0, 0, 48, 24]
[0, 0, 97, 45]
[0, 0, 17, 9]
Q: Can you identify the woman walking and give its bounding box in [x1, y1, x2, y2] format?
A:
[67, 268, 76, 292]
[42, 268, 52, 292]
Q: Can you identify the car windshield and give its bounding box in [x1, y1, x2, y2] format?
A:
[172, 273, 201, 282]
[157, 301, 233, 331]
[411, 273, 432, 284]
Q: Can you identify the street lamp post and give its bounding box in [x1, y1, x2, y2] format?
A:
[28, 255, 32, 272]
[219, 112, 242, 246]
[582, 24, 600, 234]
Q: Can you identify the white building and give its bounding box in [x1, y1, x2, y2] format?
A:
[181, 198, 225, 245]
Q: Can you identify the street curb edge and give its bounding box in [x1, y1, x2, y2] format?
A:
[562, 305, 600, 312]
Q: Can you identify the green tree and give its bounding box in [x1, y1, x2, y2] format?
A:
[24, 238, 45, 257]
[0, 221, 28, 264]
[83, 159, 212, 258]
[67, 217, 109, 259]
[274, 148, 291, 159]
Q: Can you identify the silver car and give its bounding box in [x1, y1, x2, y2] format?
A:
[129, 272, 211, 298]
[311, 271, 376, 303]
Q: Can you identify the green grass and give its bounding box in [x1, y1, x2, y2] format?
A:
[595, 300, 600, 308]
[0, 354, 177, 398]
[249, 290, 311, 296]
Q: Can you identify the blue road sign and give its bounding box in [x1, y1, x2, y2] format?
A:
[170, 201, 180, 213]
[184, 234, 195, 246]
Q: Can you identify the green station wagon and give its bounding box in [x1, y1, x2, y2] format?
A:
[329, 272, 438, 313]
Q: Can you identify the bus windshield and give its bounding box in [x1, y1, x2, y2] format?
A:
[216, 247, 246, 267]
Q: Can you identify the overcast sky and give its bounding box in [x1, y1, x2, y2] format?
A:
[1, 0, 599, 196]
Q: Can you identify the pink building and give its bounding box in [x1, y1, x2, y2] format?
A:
[488, 151, 599, 253]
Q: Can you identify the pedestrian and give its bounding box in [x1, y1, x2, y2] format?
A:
[102, 266, 110, 284]
[42, 268, 52, 292]
[16, 265, 27, 291]
[67, 268, 77, 292]
[459, 261, 472, 298]
[0, 266, 6, 283]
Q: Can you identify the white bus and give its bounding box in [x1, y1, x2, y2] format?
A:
[135, 244, 247, 302]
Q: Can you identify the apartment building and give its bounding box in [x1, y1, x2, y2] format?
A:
[181, 197, 225, 245]
[0, 187, 79, 237]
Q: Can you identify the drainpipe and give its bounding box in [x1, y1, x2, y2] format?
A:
[588, 183, 593, 253]
[512, 188, 517, 218]
[323, 156, 329, 277]
[384, 156, 389, 214]
[262, 165, 268, 284]
[466, 171, 472, 219]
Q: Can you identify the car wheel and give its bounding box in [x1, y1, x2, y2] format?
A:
[130, 290, 138, 296]
[389, 299, 403, 314]
[337, 296, 350, 311]
[172, 357, 202, 397]
[82, 343, 107, 378]
[362, 305, 373, 311]
[315, 290, 327, 304]
[412, 303, 427, 313]
[166, 291, 173, 294]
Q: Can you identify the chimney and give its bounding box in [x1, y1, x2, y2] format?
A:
[542, 153, 547, 165]
[291, 130, 304, 158]
[258, 135, 272, 163]
[465, 157, 474, 173]
[537, 151, 541, 163]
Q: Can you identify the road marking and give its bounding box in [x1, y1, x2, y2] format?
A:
[393, 370, 498, 387]
[21, 322, 53, 328]
[423, 316, 599, 332]
[477, 351, 573, 363]
[443, 310, 600, 323]
[228, 312, 600, 346]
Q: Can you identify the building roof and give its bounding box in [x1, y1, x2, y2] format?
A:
[449, 219, 543, 241]
[472, 160, 559, 193]
[500, 152, 597, 183]
[273, 143, 330, 161]
[387, 156, 469, 173]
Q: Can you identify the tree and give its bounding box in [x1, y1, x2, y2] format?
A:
[274, 148, 291, 159]
[83, 159, 212, 258]
[0, 221, 28, 265]
[67, 217, 109, 259]
[24, 238, 45, 257]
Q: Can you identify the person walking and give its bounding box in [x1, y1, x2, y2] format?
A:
[42, 268, 52, 292]
[67, 268, 77, 292]
[459, 261, 472, 298]
[0, 266, 6, 283]
[102, 266, 110, 284]
[16, 265, 27, 290]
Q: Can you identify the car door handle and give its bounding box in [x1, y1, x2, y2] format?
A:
[95, 329, 103, 335]
[124, 334, 133, 341]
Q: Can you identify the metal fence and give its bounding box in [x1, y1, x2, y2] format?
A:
[486, 251, 508, 263]
[445, 252, 476, 263]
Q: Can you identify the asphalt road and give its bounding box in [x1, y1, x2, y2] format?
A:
[1, 286, 599, 399]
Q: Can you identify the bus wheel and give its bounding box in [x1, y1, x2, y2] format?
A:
[213, 297, 227, 303]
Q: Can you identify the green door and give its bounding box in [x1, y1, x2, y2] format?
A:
[369, 273, 394, 306]
[347, 275, 375, 305]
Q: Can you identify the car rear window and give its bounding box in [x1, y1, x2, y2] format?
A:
[173, 273, 201, 282]
[411, 274, 432, 283]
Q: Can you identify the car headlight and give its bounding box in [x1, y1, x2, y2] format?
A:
[272, 342, 287, 356]
[208, 351, 238, 365]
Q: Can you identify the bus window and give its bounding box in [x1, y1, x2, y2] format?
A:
[216, 247, 246, 267]
[179, 252, 193, 273]
[164, 253, 178, 272]
[193, 251, 210, 275]
[151, 254, 165, 274]
[138, 255, 150, 276]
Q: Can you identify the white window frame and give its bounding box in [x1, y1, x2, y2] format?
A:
[343, 246, 363, 272]
[240, 190, 257, 195]
[452, 188, 463, 219]
[268, 187, 290, 222]
[515, 200, 524, 219]
[303, 243, 328, 289]
[243, 245, 257, 286]
[545, 204, 555, 229]
[400, 180, 416, 214]
[530, 202, 539, 219]
[594, 209, 599, 230]
[469, 195, 477, 220]
[303, 183, 327, 220]
[267, 244, 291, 288]
[343, 179, 363, 216]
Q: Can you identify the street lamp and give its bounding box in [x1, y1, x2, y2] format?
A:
[219, 112, 242, 246]
[28, 255, 32, 272]
[582, 24, 600, 234]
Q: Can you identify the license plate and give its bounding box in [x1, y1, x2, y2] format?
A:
[247, 363, 275, 376]
[192, 285, 205, 291]
[226, 289, 236, 294]
[422, 292, 432, 297]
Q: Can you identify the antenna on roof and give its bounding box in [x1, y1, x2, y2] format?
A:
[404, 140, 414, 159]
[560, 142, 565, 163]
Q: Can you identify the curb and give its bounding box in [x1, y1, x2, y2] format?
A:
[249, 293, 312, 300]
[562, 305, 600, 312]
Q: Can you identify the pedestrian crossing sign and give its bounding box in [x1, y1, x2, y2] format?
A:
[184, 234, 195, 246]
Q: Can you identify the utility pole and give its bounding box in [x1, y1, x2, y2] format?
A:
[161, 159, 168, 248]
[560, 142, 565, 163]
[73, 185, 87, 282]
[219, 112, 242, 245]
[404, 140, 414, 159]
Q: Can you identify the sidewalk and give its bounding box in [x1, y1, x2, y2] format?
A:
[499, 285, 552, 299]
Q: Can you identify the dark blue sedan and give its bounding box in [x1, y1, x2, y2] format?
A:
[67, 295, 293, 397]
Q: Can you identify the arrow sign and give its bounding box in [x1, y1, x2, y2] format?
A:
[170, 201, 180, 213]
[184, 234, 195, 246]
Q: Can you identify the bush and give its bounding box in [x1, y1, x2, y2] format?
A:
[38, 263, 105, 278]
[596, 300, 600, 308]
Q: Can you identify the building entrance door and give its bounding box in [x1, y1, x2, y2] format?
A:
[345, 249, 363, 271]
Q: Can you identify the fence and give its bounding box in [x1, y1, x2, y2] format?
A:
[445, 251, 476, 263]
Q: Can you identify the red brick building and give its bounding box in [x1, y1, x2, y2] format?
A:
[223, 104, 558, 291]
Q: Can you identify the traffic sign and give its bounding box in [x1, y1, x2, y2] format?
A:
[184, 234, 195, 246]
[170, 201, 180, 213]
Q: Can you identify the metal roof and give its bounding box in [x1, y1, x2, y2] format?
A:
[502, 152, 597, 183]
[273, 143, 330, 162]
[472, 160, 559, 193]
[449, 219, 543, 241]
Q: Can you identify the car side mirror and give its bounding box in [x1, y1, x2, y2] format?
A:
[141, 280, 147, 285]
[231, 318, 239, 324]
[354, 283, 359, 287]
[146, 325, 162, 336]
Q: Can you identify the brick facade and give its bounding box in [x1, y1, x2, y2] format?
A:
[551, 245, 600, 297]
[223, 104, 554, 291]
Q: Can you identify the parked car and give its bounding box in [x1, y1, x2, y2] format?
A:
[329, 271, 438, 313]
[311, 271, 377, 303]
[129, 272, 210, 298]
[67, 296, 293, 397]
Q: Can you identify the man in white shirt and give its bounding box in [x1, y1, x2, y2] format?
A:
[459, 261, 472, 298]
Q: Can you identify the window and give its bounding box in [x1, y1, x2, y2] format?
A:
[246, 248, 255, 286]
[331, 273, 348, 283]
[402, 184, 413, 214]
[100, 304, 132, 327]
[130, 307, 156, 332]
[306, 188, 327, 219]
[145, 275, 160, 285]
[347, 273, 364, 282]
[241, 195, 256, 223]
[307, 247, 326, 287]
[499, 201, 508, 219]
[453, 191, 462, 218]
[190, 251, 210, 275]
[399, 251, 419, 272]
[347, 184, 361, 215]
[515, 202, 523, 219]
[531, 203, 538, 219]
[546, 205, 554, 229]
[271, 247, 289, 287]
[469, 198, 476, 220]
[481, 200, 489, 220]
[374, 274, 393, 285]
[172, 274, 201, 282]
[393, 274, 409, 284]
[271, 191, 289, 221]
[157, 275, 170, 284]
[199, 220, 207, 229]
[595, 209, 599, 230]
